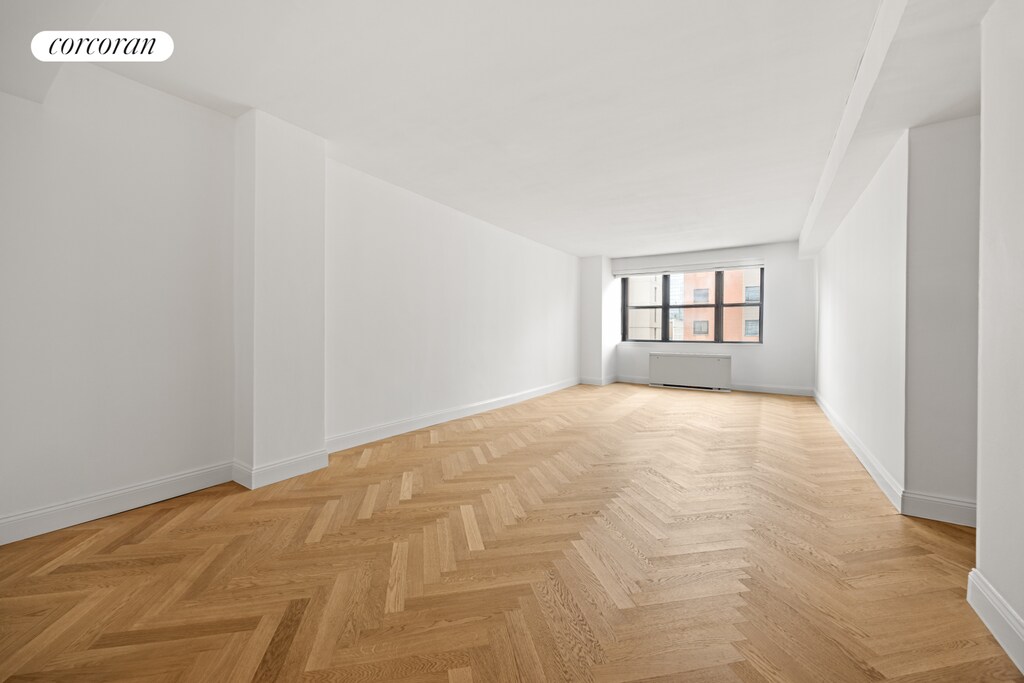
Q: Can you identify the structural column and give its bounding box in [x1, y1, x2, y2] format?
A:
[902, 116, 980, 525]
[970, 0, 1024, 672]
[233, 110, 327, 487]
[580, 256, 619, 385]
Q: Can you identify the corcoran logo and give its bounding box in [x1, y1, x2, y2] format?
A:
[31, 31, 173, 62]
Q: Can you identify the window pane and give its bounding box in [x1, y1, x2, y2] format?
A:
[668, 272, 716, 305]
[627, 308, 662, 340]
[723, 267, 761, 304]
[723, 305, 761, 342]
[668, 307, 715, 341]
[627, 275, 661, 306]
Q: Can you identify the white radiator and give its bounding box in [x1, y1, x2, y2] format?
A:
[649, 353, 731, 391]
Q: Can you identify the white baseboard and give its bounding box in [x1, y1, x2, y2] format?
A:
[580, 376, 615, 386]
[902, 490, 976, 527]
[732, 383, 814, 397]
[325, 378, 580, 454]
[615, 375, 812, 397]
[232, 448, 328, 490]
[814, 392, 903, 511]
[0, 462, 233, 546]
[968, 568, 1024, 674]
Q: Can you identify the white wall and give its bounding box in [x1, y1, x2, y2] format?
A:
[970, 0, 1024, 671]
[816, 133, 908, 507]
[0, 65, 235, 542]
[324, 161, 579, 450]
[580, 256, 619, 385]
[233, 111, 327, 487]
[904, 116, 979, 523]
[614, 242, 816, 395]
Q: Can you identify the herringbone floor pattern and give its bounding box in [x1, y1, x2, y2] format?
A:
[1, 385, 1019, 682]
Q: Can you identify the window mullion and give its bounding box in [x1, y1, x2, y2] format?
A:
[714, 271, 724, 343]
[621, 277, 628, 341]
[661, 273, 669, 341]
[759, 267, 764, 342]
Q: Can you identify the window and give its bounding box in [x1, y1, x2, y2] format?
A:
[621, 267, 763, 343]
[623, 274, 662, 340]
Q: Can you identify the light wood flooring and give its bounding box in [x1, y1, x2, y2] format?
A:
[1, 384, 1020, 682]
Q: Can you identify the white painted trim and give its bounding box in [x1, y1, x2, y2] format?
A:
[232, 448, 328, 490]
[0, 462, 233, 546]
[732, 383, 814, 397]
[615, 375, 812, 397]
[650, 384, 729, 393]
[901, 490, 976, 527]
[814, 391, 903, 510]
[325, 378, 580, 453]
[580, 376, 615, 386]
[968, 569, 1024, 674]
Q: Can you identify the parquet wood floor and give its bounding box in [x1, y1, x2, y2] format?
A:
[1, 384, 1020, 682]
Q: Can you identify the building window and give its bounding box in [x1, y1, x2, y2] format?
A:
[621, 267, 763, 343]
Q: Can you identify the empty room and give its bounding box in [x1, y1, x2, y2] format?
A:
[2, 0, 1023, 680]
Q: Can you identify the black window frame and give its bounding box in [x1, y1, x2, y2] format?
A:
[621, 267, 764, 344]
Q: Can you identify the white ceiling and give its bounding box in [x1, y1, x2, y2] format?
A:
[73, 0, 878, 258]
[5, 1, 984, 259]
